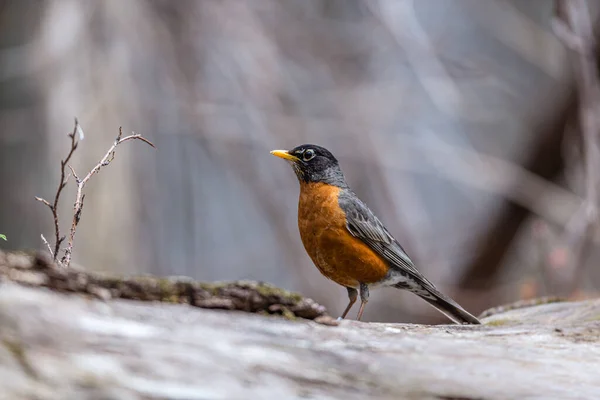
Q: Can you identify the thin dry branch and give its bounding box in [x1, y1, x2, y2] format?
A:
[61, 127, 155, 267]
[365, 0, 465, 119]
[35, 119, 79, 263]
[552, 0, 600, 294]
[40, 234, 53, 257]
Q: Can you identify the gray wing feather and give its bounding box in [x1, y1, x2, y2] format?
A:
[338, 190, 435, 286]
[338, 190, 481, 325]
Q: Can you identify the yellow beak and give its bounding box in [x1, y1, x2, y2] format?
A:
[270, 149, 300, 162]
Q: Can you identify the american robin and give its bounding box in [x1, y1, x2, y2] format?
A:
[271, 144, 480, 324]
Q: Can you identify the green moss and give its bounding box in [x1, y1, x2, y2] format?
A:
[196, 281, 303, 303]
[252, 282, 303, 303]
[156, 278, 179, 302]
[130, 276, 153, 286]
[279, 306, 297, 321]
[531, 297, 565, 306]
[485, 318, 513, 327]
[156, 278, 170, 290]
[198, 282, 225, 295]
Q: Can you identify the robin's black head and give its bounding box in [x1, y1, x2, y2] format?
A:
[270, 144, 348, 187]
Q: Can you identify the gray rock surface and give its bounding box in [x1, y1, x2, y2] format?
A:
[0, 283, 599, 400]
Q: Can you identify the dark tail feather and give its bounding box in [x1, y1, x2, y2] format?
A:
[395, 283, 481, 325]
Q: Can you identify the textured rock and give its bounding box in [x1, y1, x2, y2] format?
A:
[0, 282, 599, 400]
[0, 250, 330, 323]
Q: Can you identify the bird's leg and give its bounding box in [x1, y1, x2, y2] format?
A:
[339, 287, 358, 319]
[356, 283, 369, 321]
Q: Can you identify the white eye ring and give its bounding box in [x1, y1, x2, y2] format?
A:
[303, 149, 315, 161]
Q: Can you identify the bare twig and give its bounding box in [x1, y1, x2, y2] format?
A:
[35, 119, 80, 264]
[40, 234, 53, 257]
[34, 197, 51, 208]
[552, 0, 600, 294]
[365, 0, 465, 119]
[61, 127, 155, 267]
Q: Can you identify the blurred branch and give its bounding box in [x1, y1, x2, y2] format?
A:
[551, 0, 600, 294]
[198, 132, 586, 240]
[464, 0, 567, 78]
[456, 96, 571, 292]
[365, 0, 464, 119]
[552, 18, 589, 54]
[35, 119, 79, 261]
[61, 127, 155, 267]
[415, 134, 578, 231]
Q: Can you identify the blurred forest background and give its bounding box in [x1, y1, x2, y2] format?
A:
[1, 0, 599, 323]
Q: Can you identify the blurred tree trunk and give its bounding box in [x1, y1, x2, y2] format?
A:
[459, 89, 571, 295]
[0, 1, 49, 249]
[459, 14, 600, 307]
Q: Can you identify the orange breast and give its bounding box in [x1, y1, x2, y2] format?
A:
[297, 183, 390, 288]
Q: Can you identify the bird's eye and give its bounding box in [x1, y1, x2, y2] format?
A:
[303, 149, 316, 161]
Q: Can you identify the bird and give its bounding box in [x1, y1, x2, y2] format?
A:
[270, 144, 480, 324]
